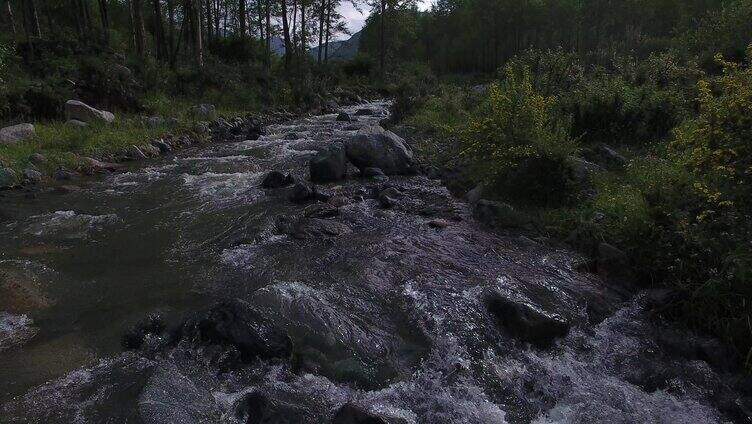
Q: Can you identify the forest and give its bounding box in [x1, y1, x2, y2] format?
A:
[1, 1, 752, 420]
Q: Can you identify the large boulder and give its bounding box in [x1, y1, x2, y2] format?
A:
[344, 126, 413, 175]
[183, 299, 293, 362]
[261, 170, 294, 188]
[310, 144, 347, 182]
[65, 100, 115, 124]
[0, 123, 35, 145]
[485, 291, 570, 348]
[190, 104, 216, 119]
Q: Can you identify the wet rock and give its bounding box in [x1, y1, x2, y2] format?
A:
[278, 216, 352, 239]
[284, 132, 300, 140]
[80, 157, 123, 174]
[597, 242, 632, 283]
[428, 218, 450, 228]
[0, 167, 17, 189]
[474, 200, 520, 227]
[328, 195, 349, 207]
[290, 182, 315, 203]
[361, 167, 385, 178]
[125, 145, 147, 160]
[304, 203, 340, 218]
[345, 126, 414, 175]
[310, 144, 347, 182]
[150, 139, 172, 154]
[464, 184, 484, 204]
[22, 168, 43, 185]
[337, 112, 352, 122]
[184, 299, 293, 362]
[121, 313, 166, 350]
[378, 187, 404, 208]
[485, 292, 570, 348]
[190, 103, 216, 119]
[29, 153, 47, 165]
[0, 264, 52, 314]
[355, 108, 375, 116]
[332, 403, 406, 424]
[582, 144, 626, 170]
[261, 171, 294, 188]
[0, 123, 35, 145]
[66, 119, 89, 128]
[139, 364, 219, 424]
[0, 312, 38, 352]
[54, 168, 78, 181]
[65, 100, 115, 124]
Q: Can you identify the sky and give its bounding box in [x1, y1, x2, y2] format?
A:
[336, 0, 436, 38]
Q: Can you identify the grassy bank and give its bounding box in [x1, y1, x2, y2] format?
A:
[397, 47, 752, 370]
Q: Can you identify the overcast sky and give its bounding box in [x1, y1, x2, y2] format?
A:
[336, 0, 436, 39]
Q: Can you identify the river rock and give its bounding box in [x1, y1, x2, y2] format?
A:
[65, 100, 115, 124]
[29, 153, 47, 165]
[22, 168, 43, 185]
[332, 403, 407, 424]
[336, 112, 352, 122]
[190, 104, 216, 119]
[345, 126, 414, 175]
[290, 182, 315, 203]
[485, 291, 570, 348]
[304, 203, 339, 218]
[277, 216, 351, 239]
[0, 123, 35, 145]
[328, 195, 349, 207]
[378, 187, 404, 208]
[0, 167, 17, 189]
[428, 218, 450, 228]
[361, 167, 385, 178]
[582, 144, 626, 170]
[121, 313, 166, 350]
[355, 108, 374, 116]
[474, 200, 520, 227]
[126, 145, 148, 160]
[310, 144, 347, 182]
[80, 157, 123, 174]
[183, 299, 293, 362]
[261, 170, 293, 188]
[151, 139, 172, 153]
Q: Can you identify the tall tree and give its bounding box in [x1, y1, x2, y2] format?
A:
[27, 0, 42, 38]
[132, 0, 146, 56]
[238, 0, 246, 38]
[280, 0, 292, 68]
[265, 0, 271, 68]
[167, 0, 177, 67]
[98, 0, 110, 44]
[152, 0, 167, 60]
[5, 0, 16, 36]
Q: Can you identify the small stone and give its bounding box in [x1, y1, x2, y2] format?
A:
[66, 119, 89, 128]
[290, 182, 315, 203]
[151, 139, 172, 153]
[361, 167, 385, 178]
[354, 108, 374, 116]
[336, 112, 351, 122]
[428, 218, 450, 228]
[0, 167, 17, 189]
[328, 196, 349, 207]
[28, 153, 47, 165]
[22, 168, 42, 185]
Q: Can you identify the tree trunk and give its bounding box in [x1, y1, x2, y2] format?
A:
[379, 0, 385, 70]
[317, 0, 324, 63]
[21, 0, 34, 61]
[152, 0, 167, 60]
[238, 0, 246, 38]
[205, 0, 211, 40]
[98, 0, 110, 45]
[300, 0, 305, 55]
[167, 0, 176, 68]
[280, 0, 291, 69]
[324, 0, 330, 63]
[264, 0, 271, 68]
[256, 0, 264, 41]
[28, 0, 42, 38]
[6, 0, 16, 35]
[186, 0, 203, 67]
[133, 0, 146, 56]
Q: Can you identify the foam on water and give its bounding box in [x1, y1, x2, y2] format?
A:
[0, 312, 37, 352]
[21, 210, 122, 239]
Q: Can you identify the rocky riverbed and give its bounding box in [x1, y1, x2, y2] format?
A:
[0, 101, 749, 423]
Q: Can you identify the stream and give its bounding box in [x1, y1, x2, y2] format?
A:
[0, 101, 748, 423]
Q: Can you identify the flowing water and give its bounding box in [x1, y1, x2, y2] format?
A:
[0, 102, 748, 423]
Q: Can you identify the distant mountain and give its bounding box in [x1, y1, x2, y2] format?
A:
[267, 31, 361, 61]
[308, 30, 362, 61]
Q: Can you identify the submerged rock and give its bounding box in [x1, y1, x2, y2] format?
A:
[485, 291, 570, 348]
[276, 216, 351, 239]
[65, 100, 115, 124]
[261, 170, 294, 188]
[337, 112, 352, 122]
[355, 108, 375, 116]
[0, 123, 35, 145]
[122, 313, 166, 350]
[290, 182, 315, 203]
[345, 126, 414, 175]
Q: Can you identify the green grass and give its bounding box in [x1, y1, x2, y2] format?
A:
[0, 116, 190, 177]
